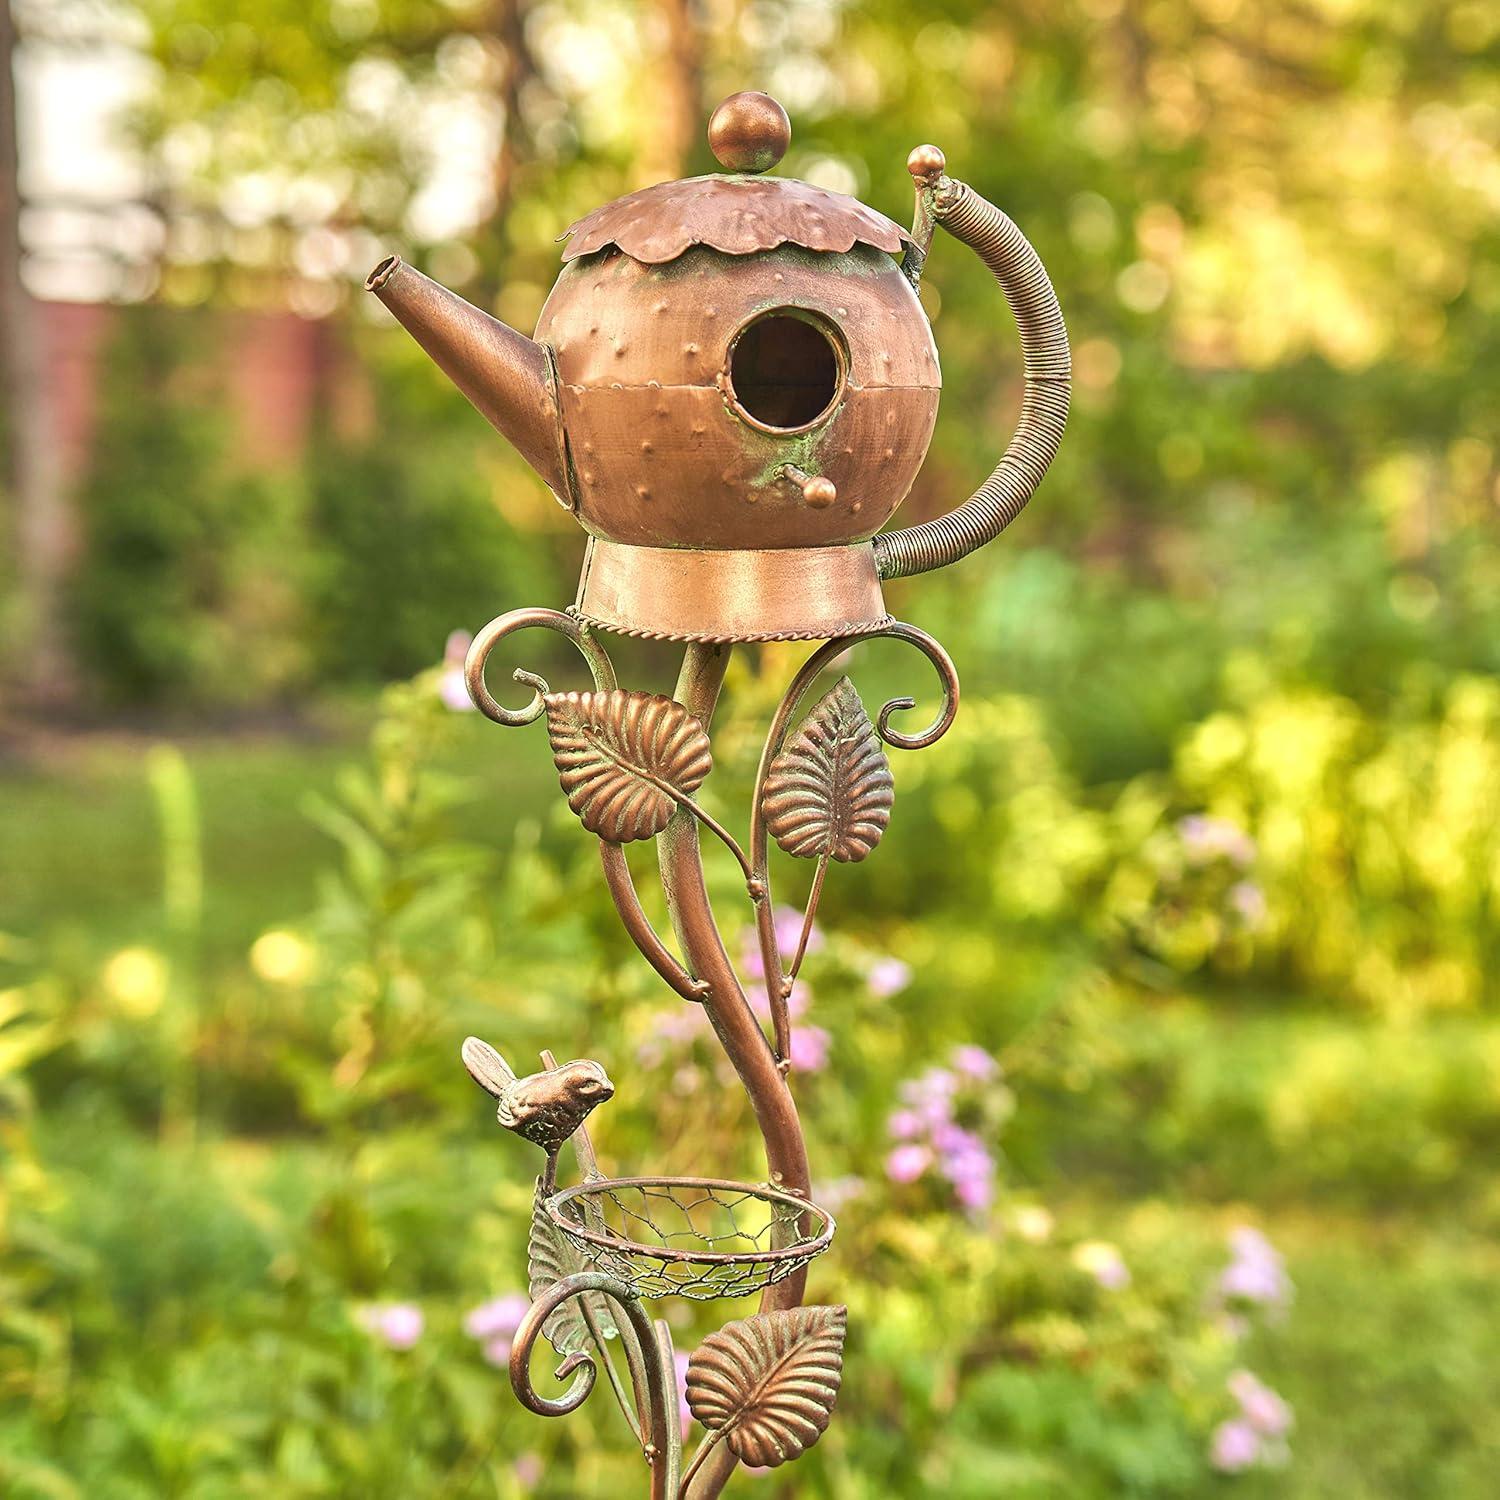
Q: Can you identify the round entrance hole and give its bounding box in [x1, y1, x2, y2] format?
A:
[726, 311, 844, 432]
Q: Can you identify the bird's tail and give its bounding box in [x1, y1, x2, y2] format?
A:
[461, 1036, 517, 1098]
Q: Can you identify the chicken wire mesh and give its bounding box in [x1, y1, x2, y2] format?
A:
[546, 1175, 836, 1301]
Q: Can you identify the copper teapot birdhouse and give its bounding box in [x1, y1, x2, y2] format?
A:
[376, 90, 1075, 1500]
[367, 91, 1069, 641]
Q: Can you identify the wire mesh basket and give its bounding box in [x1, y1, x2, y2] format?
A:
[545, 1175, 836, 1301]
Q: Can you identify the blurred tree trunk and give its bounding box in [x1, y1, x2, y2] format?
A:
[469, 0, 538, 307]
[0, 0, 72, 706]
[648, 0, 704, 180]
[489, 0, 531, 235]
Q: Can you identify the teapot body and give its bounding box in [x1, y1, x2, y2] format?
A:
[538, 242, 940, 552]
[369, 91, 1069, 641]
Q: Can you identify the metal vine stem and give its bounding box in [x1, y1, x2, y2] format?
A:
[464, 616, 959, 1498]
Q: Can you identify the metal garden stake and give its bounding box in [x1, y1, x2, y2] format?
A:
[368, 91, 1070, 1498]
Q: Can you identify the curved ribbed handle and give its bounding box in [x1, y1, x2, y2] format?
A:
[874, 150, 1071, 581]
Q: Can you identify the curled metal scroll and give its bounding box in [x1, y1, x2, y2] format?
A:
[464, 606, 619, 724]
[748, 621, 960, 1060]
[465, 608, 705, 1007]
[510, 1270, 681, 1499]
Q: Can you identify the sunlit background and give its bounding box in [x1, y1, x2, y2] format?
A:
[3, 1, 1499, 1495]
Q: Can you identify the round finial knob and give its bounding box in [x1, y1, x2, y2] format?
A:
[709, 92, 791, 174]
[907, 144, 946, 185]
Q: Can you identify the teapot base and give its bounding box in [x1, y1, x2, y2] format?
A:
[573, 537, 890, 643]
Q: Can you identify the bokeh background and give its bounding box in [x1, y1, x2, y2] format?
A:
[3, 0, 1499, 1495]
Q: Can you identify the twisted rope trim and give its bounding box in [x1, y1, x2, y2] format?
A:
[568, 606, 896, 645]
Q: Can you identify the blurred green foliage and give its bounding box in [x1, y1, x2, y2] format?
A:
[5, 0, 1500, 1493]
[69, 314, 556, 703]
[3, 645, 1499, 1495]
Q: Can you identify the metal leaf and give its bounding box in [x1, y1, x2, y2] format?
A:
[685, 1305, 847, 1468]
[527, 1182, 617, 1355]
[544, 690, 713, 843]
[761, 678, 893, 862]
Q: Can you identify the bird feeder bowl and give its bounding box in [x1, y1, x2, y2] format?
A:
[547, 1176, 837, 1302]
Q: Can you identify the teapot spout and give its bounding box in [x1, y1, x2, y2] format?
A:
[365, 256, 570, 503]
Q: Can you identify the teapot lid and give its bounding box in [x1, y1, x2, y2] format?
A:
[559, 91, 912, 267]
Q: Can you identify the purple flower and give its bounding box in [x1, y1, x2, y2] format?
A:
[1229, 1370, 1293, 1438]
[789, 1023, 831, 1073]
[514, 1452, 543, 1488]
[888, 1061, 1007, 1213]
[674, 1349, 693, 1432]
[899, 1067, 957, 1108]
[482, 1336, 513, 1367]
[740, 979, 814, 1041]
[916, 1096, 954, 1131]
[1178, 814, 1256, 868]
[885, 1143, 931, 1184]
[931, 1121, 986, 1161]
[774, 905, 822, 956]
[867, 956, 913, 998]
[464, 1293, 531, 1341]
[948, 1154, 993, 1186]
[954, 1174, 995, 1213]
[637, 1006, 706, 1065]
[1220, 1257, 1289, 1305]
[952, 1044, 1000, 1080]
[740, 935, 768, 981]
[1229, 1226, 1275, 1261]
[1219, 1226, 1292, 1309]
[438, 630, 476, 713]
[1229, 880, 1268, 928]
[939, 1148, 994, 1188]
[438, 670, 474, 711]
[1211, 1418, 1262, 1473]
[358, 1302, 424, 1350]
[745, 909, 824, 976]
[897, 1067, 957, 1133]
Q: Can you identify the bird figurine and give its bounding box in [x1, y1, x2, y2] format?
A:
[462, 1036, 615, 1190]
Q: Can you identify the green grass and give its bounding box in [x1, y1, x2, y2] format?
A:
[0, 716, 553, 962]
[2, 734, 352, 958]
[1239, 1216, 1500, 1498]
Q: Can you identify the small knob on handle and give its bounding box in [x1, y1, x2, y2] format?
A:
[907, 144, 947, 186]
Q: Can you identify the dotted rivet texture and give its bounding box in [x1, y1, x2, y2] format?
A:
[536, 243, 941, 550]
